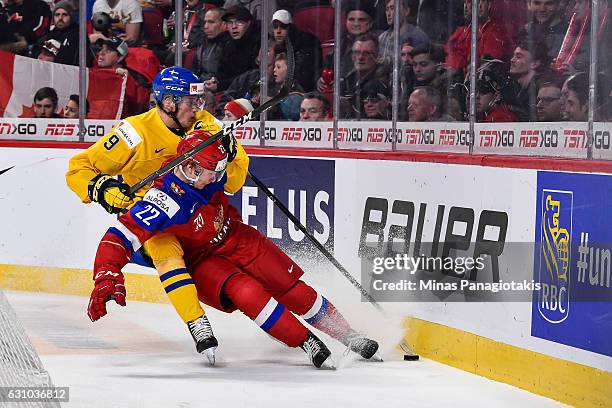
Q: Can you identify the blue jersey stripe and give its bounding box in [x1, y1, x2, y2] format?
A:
[164, 278, 194, 293]
[159, 268, 188, 282]
[304, 297, 329, 325]
[260, 303, 285, 332]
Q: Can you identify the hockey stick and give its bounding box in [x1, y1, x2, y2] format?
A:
[248, 170, 383, 311]
[127, 38, 295, 196]
[248, 170, 420, 359]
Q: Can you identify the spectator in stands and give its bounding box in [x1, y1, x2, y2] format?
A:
[318, 0, 376, 90]
[399, 40, 416, 119]
[63, 94, 89, 118]
[561, 72, 589, 121]
[416, 0, 464, 46]
[216, 44, 276, 116]
[507, 40, 552, 121]
[94, 37, 149, 115]
[90, 0, 143, 45]
[33, 87, 60, 118]
[36, 39, 61, 62]
[96, 36, 128, 70]
[271, 9, 322, 92]
[410, 44, 445, 90]
[536, 80, 562, 121]
[407, 86, 452, 121]
[518, 0, 568, 61]
[186, 0, 225, 50]
[361, 80, 391, 120]
[215, 5, 261, 91]
[378, 0, 429, 63]
[1, 0, 51, 54]
[445, 0, 511, 75]
[339, 33, 389, 118]
[300, 92, 330, 121]
[222, 98, 254, 121]
[192, 7, 231, 84]
[35, 1, 83, 66]
[475, 69, 516, 122]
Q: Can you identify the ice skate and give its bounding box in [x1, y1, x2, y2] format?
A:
[300, 331, 336, 370]
[187, 315, 218, 365]
[343, 330, 382, 361]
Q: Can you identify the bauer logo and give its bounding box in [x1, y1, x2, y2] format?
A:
[536, 190, 572, 323]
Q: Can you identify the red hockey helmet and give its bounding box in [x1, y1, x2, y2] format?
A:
[177, 130, 228, 183]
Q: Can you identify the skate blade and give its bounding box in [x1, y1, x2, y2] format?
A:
[319, 356, 337, 370]
[368, 353, 383, 362]
[201, 347, 217, 366]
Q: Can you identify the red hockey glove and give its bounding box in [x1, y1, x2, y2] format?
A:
[87, 269, 126, 322]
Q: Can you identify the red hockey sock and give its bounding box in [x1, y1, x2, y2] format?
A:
[277, 281, 352, 342]
[223, 273, 308, 348]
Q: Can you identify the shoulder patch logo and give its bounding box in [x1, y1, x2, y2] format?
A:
[143, 188, 180, 218]
[114, 120, 142, 149]
[170, 182, 185, 196]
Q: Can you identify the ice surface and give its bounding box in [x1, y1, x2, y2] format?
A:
[5, 291, 565, 408]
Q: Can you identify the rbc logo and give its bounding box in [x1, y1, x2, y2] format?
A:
[537, 190, 573, 323]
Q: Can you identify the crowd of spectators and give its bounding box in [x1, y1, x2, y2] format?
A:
[0, 0, 610, 122]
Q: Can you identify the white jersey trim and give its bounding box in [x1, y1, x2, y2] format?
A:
[301, 292, 323, 320]
[254, 298, 279, 327]
[114, 222, 142, 251]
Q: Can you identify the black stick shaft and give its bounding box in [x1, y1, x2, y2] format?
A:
[248, 170, 383, 312]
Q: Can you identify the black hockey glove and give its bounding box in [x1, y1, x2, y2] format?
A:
[88, 174, 134, 214]
[221, 132, 238, 162]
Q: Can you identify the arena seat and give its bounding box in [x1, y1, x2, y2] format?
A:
[292, 6, 335, 44]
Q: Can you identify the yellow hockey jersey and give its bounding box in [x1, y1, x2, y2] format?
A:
[66, 107, 249, 202]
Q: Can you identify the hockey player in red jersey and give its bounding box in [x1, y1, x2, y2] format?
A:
[89, 130, 381, 369]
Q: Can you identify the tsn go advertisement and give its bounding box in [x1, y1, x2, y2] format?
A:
[2, 118, 611, 160]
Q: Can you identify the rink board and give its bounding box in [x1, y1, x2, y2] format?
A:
[0, 145, 611, 407]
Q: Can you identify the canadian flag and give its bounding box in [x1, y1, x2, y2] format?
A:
[0, 50, 127, 119]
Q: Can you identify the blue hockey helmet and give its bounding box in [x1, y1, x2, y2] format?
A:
[152, 66, 204, 103]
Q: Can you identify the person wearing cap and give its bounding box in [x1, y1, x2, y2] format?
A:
[222, 0, 276, 22]
[93, 37, 150, 116]
[223, 98, 254, 121]
[37, 39, 61, 62]
[212, 5, 261, 92]
[361, 80, 391, 120]
[33, 0, 88, 66]
[474, 69, 516, 122]
[270, 9, 322, 92]
[96, 37, 129, 70]
[90, 0, 143, 45]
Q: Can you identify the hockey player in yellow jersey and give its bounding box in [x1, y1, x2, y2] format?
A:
[66, 66, 250, 363]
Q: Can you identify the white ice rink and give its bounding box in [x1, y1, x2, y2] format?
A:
[4, 290, 566, 408]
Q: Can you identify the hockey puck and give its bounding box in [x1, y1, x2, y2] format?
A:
[404, 354, 419, 361]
